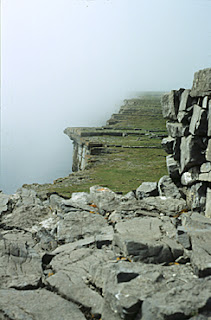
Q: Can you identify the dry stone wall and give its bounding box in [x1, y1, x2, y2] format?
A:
[161, 68, 211, 217]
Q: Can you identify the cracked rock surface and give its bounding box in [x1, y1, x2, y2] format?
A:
[0, 185, 211, 320]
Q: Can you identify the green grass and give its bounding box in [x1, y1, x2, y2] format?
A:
[25, 92, 168, 198]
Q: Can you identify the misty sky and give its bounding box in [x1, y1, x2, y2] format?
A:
[1, 0, 211, 194]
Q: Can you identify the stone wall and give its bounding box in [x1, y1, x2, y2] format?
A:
[161, 68, 211, 217]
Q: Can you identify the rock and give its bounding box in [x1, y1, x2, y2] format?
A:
[202, 96, 209, 109]
[208, 99, 211, 136]
[56, 210, 108, 243]
[206, 139, 211, 161]
[101, 262, 205, 320]
[47, 247, 115, 316]
[158, 175, 182, 199]
[136, 182, 158, 199]
[161, 136, 175, 154]
[189, 104, 207, 136]
[166, 155, 180, 180]
[0, 230, 42, 289]
[15, 187, 42, 207]
[190, 68, 211, 97]
[180, 135, 206, 172]
[114, 217, 183, 263]
[177, 89, 192, 123]
[176, 226, 191, 249]
[141, 277, 211, 320]
[1, 204, 51, 230]
[186, 182, 207, 212]
[0, 193, 10, 216]
[71, 191, 92, 205]
[161, 90, 181, 120]
[141, 196, 187, 216]
[90, 185, 121, 213]
[181, 167, 199, 186]
[0, 288, 86, 320]
[166, 121, 189, 138]
[205, 187, 211, 218]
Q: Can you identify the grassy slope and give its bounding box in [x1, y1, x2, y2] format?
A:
[24, 92, 168, 198]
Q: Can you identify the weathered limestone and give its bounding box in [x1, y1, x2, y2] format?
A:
[161, 68, 211, 213]
[191, 68, 211, 97]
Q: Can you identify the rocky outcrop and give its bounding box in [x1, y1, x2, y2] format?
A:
[0, 181, 210, 319]
[161, 68, 211, 218]
[0, 70, 211, 319]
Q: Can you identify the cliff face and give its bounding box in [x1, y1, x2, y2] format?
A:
[64, 92, 167, 173]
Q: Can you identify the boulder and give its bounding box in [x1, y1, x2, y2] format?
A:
[186, 182, 207, 212]
[166, 121, 189, 138]
[0, 288, 86, 320]
[141, 277, 211, 320]
[205, 187, 211, 218]
[161, 90, 182, 120]
[180, 135, 206, 172]
[90, 185, 121, 213]
[207, 99, 211, 136]
[181, 167, 199, 186]
[47, 247, 115, 316]
[0, 230, 42, 289]
[177, 89, 192, 123]
[166, 155, 180, 180]
[189, 104, 207, 136]
[161, 136, 175, 154]
[136, 182, 158, 199]
[113, 217, 183, 263]
[0, 193, 10, 217]
[190, 68, 211, 97]
[158, 175, 182, 199]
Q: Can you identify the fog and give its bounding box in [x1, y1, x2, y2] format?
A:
[1, 0, 211, 194]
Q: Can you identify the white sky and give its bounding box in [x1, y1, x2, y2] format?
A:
[1, 0, 211, 193]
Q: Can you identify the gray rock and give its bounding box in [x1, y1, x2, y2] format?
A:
[166, 155, 180, 180]
[56, 210, 108, 243]
[90, 185, 121, 213]
[205, 187, 211, 218]
[201, 162, 211, 173]
[141, 195, 187, 216]
[181, 167, 199, 186]
[180, 212, 211, 276]
[0, 193, 10, 216]
[208, 99, 211, 136]
[166, 121, 189, 138]
[114, 217, 183, 263]
[202, 96, 209, 109]
[0, 230, 42, 289]
[161, 90, 181, 120]
[141, 277, 211, 320]
[158, 175, 182, 199]
[0, 288, 86, 320]
[102, 262, 203, 320]
[177, 89, 192, 123]
[136, 182, 158, 199]
[190, 67, 211, 97]
[161, 136, 175, 154]
[1, 204, 51, 230]
[186, 182, 207, 212]
[71, 191, 92, 205]
[206, 139, 211, 161]
[176, 226, 191, 249]
[15, 187, 42, 207]
[47, 247, 115, 316]
[180, 135, 206, 172]
[189, 104, 207, 136]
